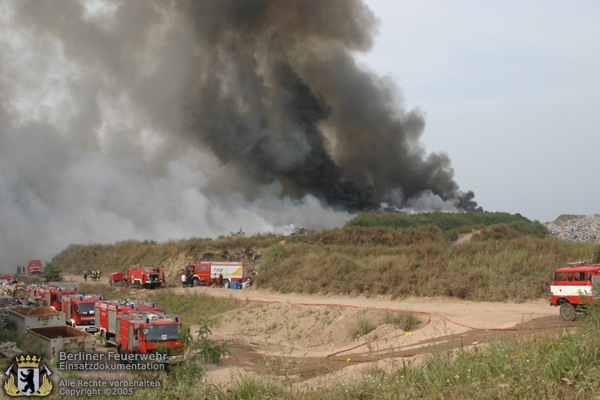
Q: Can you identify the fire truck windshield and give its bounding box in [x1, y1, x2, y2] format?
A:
[144, 324, 179, 342]
[77, 303, 95, 315]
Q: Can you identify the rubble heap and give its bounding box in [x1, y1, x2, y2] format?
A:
[545, 214, 600, 244]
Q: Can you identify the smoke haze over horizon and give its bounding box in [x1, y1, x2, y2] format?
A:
[0, 0, 478, 271]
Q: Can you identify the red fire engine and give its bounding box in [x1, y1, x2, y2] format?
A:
[62, 294, 103, 333]
[127, 265, 166, 289]
[95, 299, 160, 346]
[550, 261, 600, 320]
[116, 310, 184, 359]
[38, 286, 79, 311]
[27, 260, 43, 275]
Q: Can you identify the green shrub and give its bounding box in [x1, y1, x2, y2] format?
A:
[381, 311, 421, 331]
[41, 262, 63, 283]
[348, 317, 377, 339]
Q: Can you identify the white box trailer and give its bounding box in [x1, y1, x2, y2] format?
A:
[184, 261, 246, 286]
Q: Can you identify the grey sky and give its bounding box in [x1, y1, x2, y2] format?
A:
[362, 0, 600, 222]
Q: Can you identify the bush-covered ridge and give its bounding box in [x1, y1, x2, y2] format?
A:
[345, 211, 541, 239]
[51, 212, 599, 302]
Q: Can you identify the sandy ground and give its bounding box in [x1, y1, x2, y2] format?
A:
[64, 274, 573, 386]
[177, 285, 569, 385]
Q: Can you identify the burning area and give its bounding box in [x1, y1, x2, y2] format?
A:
[0, 0, 479, 267]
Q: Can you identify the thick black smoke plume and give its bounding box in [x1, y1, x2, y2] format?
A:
[184, 0, 478, 211]
[0, 0, 478, 270]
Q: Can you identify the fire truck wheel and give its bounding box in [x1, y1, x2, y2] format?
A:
[193, 278, 200, 287]
[559, 302, 576, 321]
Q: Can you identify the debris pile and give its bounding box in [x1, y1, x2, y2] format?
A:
[545, 214, 600, 244]
[0, 342, 22, 358]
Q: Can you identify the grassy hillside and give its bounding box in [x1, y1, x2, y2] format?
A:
[51, 212, 599, 301]
[52, 235, 282, 281]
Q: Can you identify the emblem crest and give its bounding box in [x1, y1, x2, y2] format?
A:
[3, 355, 53, 397]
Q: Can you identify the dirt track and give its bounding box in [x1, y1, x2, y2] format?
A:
[68, 275, 575, 385]
[177, 285, 574, 385]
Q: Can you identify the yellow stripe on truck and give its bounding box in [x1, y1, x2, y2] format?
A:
[232, 267, 242, 276]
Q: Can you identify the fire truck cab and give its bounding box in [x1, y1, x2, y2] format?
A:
[62, 294, 103, 333]
[116, 311, 184, 359]
[27, 260, 43, 275]
[128, 265, 166, 289]
[550, 261, 600, 321]
[95, 299, 160, 346]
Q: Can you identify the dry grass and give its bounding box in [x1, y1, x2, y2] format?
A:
[51, 212, 597, 303]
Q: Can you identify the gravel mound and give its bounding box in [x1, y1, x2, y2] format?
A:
[545, 214, 600, 244]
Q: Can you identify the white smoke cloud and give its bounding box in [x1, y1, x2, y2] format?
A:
[0, 0, 352, 271]
[380, 188, 461, 214]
